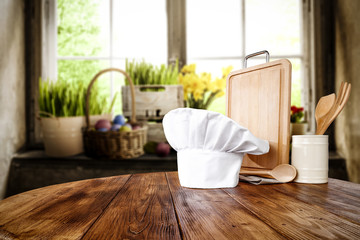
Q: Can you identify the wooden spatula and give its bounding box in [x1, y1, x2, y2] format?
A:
[315, 93, 336, 135]
[316, 82, 351, 135]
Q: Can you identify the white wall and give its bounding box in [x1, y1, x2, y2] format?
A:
[0, 0, 26, 199]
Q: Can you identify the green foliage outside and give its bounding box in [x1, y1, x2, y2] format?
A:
[57, 0, 101, 57]
[57, 0, 103, 85]
[57, 0, 104, 84]
[290, 60, 302, 107]
[57, 0, 117, 114]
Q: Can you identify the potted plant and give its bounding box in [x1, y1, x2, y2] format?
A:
[290, 105, 307, 135]
[122, 59, 183, 120]
[122, 59, 184, 143]
[178, 64, 233, 109]
[38, 78, 116, 157]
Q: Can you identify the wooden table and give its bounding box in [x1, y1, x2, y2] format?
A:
[0, 172, 359, 239]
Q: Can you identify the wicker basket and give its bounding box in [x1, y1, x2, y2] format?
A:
[83, 68, 147, 159]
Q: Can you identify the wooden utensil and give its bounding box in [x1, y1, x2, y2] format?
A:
[227, 51, 292, 169]
[240, 164, 297, 183]
[315, 93, 336, 135]
[316, 82, 351, 135]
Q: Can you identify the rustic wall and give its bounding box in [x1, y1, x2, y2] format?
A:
[335, 0, 360, 183]
[0, 0, 26, 198]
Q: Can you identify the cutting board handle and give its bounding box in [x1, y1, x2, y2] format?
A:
[243, 50, 270, 68]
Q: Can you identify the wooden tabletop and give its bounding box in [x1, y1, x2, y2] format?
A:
[0, 172, 359, 239]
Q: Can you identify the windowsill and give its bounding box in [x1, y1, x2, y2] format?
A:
[13, 150, 177, 162]
[6, 150, 348, 198]
[6, 150, 177, 198]
[13, 149, 345, 164]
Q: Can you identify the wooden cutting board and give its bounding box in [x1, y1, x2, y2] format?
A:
[226, 59, 292, 169]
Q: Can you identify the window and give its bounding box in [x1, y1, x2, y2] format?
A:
[43, 0, 308, 116]
[187, 0, 304, 113]
[54, 0, 167, 115]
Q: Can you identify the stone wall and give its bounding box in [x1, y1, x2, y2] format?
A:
[335, 0, 360, 183]
[0, 0, 26, 199]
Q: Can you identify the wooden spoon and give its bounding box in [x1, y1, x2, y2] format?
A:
[315, 93, 336, 135]
[240, 164, 297, 183]
[316, 82, 351, 135]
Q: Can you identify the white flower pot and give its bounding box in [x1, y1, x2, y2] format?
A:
[40, 114, 113, 157]
[40, 116, 85, 157]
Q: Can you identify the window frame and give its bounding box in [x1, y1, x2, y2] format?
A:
[185, 0, 313, 132]
[186, 0, 305, 66]
[30, 0, 314, 146]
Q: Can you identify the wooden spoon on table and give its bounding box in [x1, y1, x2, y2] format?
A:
[240, 164, 297, 183]
[315, 93, 336, 135]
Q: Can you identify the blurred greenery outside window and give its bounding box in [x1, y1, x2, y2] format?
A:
[57, 0, 167, 115]
[57, 0, 305, 115]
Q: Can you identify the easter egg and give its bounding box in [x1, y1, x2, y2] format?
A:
[143, 141, 158, 154]
[113, 115, 126, 125]
[132, 124, 141, 130]
[119, 125, 132, 132]
[97, 128, 108, 132]
[95, 119, 111, 130]
[110, 124, 121, 131]
[155, 142, 171, 157]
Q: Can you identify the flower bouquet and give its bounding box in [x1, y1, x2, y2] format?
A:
[290, 105, 305, 123]
[179, 64, 233, 109]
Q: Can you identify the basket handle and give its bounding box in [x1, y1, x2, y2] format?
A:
[85, 68, 136, 128]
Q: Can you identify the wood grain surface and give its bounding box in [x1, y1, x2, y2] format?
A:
[0, 172, 359, 240]
[224, 182, 360, 239]
[0, 175, 130, 239]
[165, 172, 284, 239]
[83, 172, 180, 240]
[226, 59, 292, 169]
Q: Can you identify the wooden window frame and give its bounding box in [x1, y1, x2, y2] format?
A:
[26, 0, 316, 148]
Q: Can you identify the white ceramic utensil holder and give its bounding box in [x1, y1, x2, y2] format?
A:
[291, 135, 329, 184]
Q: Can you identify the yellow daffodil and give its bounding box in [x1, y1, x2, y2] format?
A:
[181, 64, 196, 74]
[189, 77, 206, 93]
[214, 77, 226, 91]
[179, 64, 233, 109]
[222, 66, 233, 78]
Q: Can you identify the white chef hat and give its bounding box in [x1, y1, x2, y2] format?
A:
[163, 108, 269, 189]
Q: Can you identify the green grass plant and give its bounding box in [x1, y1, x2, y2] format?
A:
[39, 78, 116, 117]
[125, 59, 179, 86]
